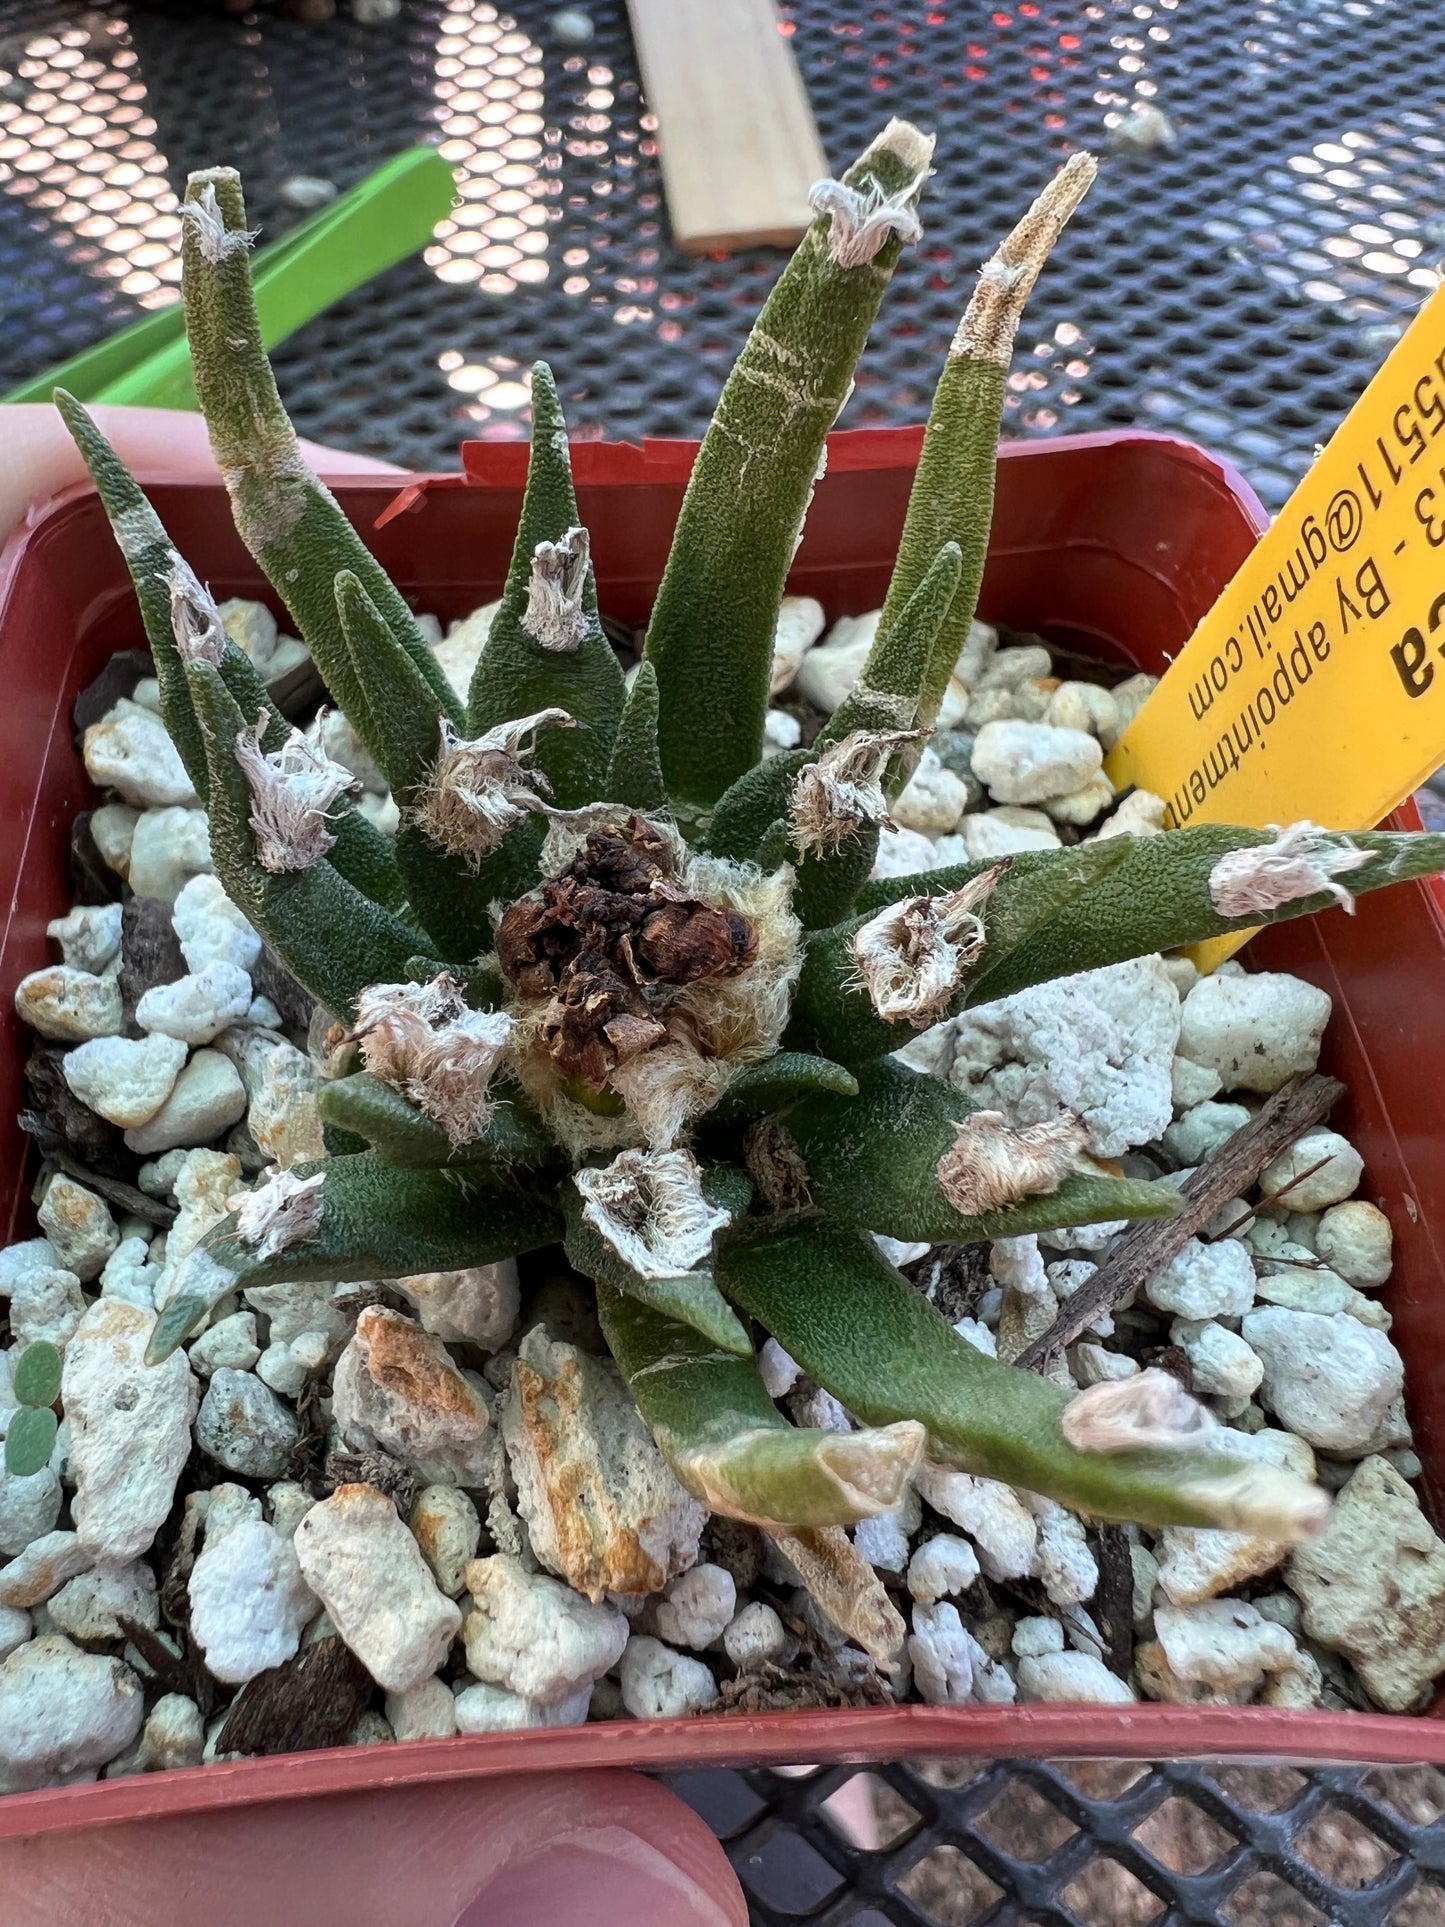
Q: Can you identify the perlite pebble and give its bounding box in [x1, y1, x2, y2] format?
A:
[135, 963, 253, 1045]
[1153, 1599, 1298, 1696]
[127, 807, 212, 903]
[10, 1267, 86, 1351]
[870, 823, 940, 879]
[906, 1534, 981, 1605]
[195, 1370, 299, 1480]
[464, 1554, 627, 1706]
[1018, 1650, 1136, 1704]
[654, 1564, 736, 1649]
[13, 966, 123, 1043]
[123, 1049, 248, 1154]
[1259, 1129, 1364, 1212]
[83, 703, 198, 809]
[1144, 1237, 1255, 1321]
[37, 1176, 117, 1285]
[618, 1635, 719, 1718]
[958, 806, 1061, 859]
[794, 612, 874, 712]
[138, 1694, 205, 1771]
[0, 1636, 144, 1786]
[909, 1601, 986, 1703]
[454, 1680, 592, 1733]
[723, 1601, 788, 1667]
[893, 748, 971, 834]
[1162, 1101, 1252, 1166]
[1177, 971, 1330, 1095]
[48, 1562, 158, 1643]
[172, 874, 263, 975]
[47, 903, 123, 975]
[914, 1465, 1037, 1579]
[386, 1675, 458, 1741]
[410, 1484, 481, 1597]
[971, 719, 1102, 805]
[0, 1461, 62, 1557]
[1315, 1200, 1393, 1288]
[188, 1519, 315, 1683]
[189, 1312, 261, 1376]
[62, 1033, 187, 1129]
[1169, 1319, 1264, 1405]
[1170, 1057, 1224, 1110]
[1243, 1307, 1404, 1454]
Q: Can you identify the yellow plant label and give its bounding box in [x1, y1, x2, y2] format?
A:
[1106, 277, 1445, 967]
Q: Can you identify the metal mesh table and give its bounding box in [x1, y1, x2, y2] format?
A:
[3, 2, 1445, 1920]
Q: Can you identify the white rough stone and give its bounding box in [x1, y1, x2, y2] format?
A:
[201, 1484, 263, 1547]
[453, 1680, 592, 1733]
[267, 1482, 316, 1541]
[37, 1175, 117, 1285]
[0, 1532, 94, 1608]
[1315, 1201, 1392, 1288]
[14, 965, 123, 1043]
[976, 643, 1053, 690]
[188, 1519, 315, 1684]
[1171, 1057, 1224, 1110]
[1243, 1307, 1404, 1454]
[758, 1338, 802, 1399]
[0, 1241, 61, 1298]
[723, 1601, 788, 1667]
[10, 1265, 87, 1349]
[256, 1340, 310, 1400]
[91, 802, 140, 879]
[393, 1261, 519, 1350]
[618, 1634, 719, 1718]
[870, 823, 940, 879]
[950, 956, 1180, 1158]
[958, 806, 1061, 859]
[1153, 1599, 1298, 1695]
[295, 1484, 462, 1693]
[127, 807, 213, 903]
[1250, 1258, 1388, 1327]
[852, 1509, 914, 1574]
[243, 1278, 355, 1354]
[1030, 1498, 1099, 1606]
[217, 1031, 324, 1169]
[196, 1369, 299, 1478]
[1073, 1342, 1139, 1385]
[907, 1534, 981, 1605]
[49, 1562, 158, 1643]
[0, 1607, 30, 1662]
[463, 1553, 627, 1705]
[1145, 1237, 1256, 1321]
[48, 903, 123, 975]
[218, 597, 278, 667]
[914, 1465, 1038, 1579]
[770, 594, 826, 693]
[0, 1636, 144, 1786]
[1171, 1320, 1264, 1406]
[333, 1308, 491, 1487]
[794, 611, 875, 712]
[99, 1236, 162, 1311]
[1012, 1616, 1066, 1658]
[138, 1694, 205, 1771]
[971, 719, 1102, 805]
[1098, 672, 1158, 750]
[123, 1048, 248, 1154]
[410, 1485, 481, 1597]
[0, 1462, 61, 1556]
[910, 1601, 990, 1704]
[166, 1152, 244, 1265]
[84, 702, 198, 809]
[1163, 1101, 1251, 1167]
[1259, 1129, 1364, 1212]
[189, 1311, 261, 1376]
[1017, 1650, 1136, 1703]
[246, 994, 284, 1028]
[1045, 680, 1119, 740]
[1178, 971, 1331, 1095]
[136, 963, 253, 1046]
[64, 1300, 198, 1562]
[1288, 1455, 1445, 1713]
[62, 1033, 187, 1129]
[655, 1565, 736, 1650]
[172, 875, 263, 975]
[386, 1674, 458, 1741]
[763, 708, 802, 753]
[893, 749, 971, 835]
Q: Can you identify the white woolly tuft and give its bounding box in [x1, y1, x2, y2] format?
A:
[411, 708, 576, 866]
[163, 553, 226, 666]
[234, 710, 358, 873]
[1175, 1463, 1332, 1543]
[1208, 822, 1373, 919]
[808, 167, 929, 270]
[1061, 1369, 1219, 1455]
[789, 728, 920, 857]
[850, 864, 1003, 1027]
[522, 526, 592, 651]
[574, 1147, 730, 1279]
[228, 1167, 325, 1262]
[181, 183, 257, 265]
[936, 1108, 1090, 1217]
[353, 973, 513, 1147]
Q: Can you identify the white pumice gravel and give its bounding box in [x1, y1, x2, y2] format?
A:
[0, 620, 1440, 1793]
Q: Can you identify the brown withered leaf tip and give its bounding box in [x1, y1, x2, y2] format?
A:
[497, 815, 757, 1088]
[325, 1447, 422, 1519]
[742, 1118, 811, 1213]
[717, 1658, 893, 1715]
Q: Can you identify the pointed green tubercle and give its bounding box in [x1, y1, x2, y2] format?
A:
[604, 659, 667, 811]
[820, 540, 963, 760]
[597, 1284, 925, 1529]
[644, 121, 935, 809]
[179, 169, 460, 727]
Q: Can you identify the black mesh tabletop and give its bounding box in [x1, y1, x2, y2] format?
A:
[3, 3, 1445, 1921]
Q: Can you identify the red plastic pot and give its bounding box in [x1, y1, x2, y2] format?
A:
[2, 427, 1444, 1847]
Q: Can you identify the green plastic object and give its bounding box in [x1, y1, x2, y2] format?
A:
[3, 147, 455, 409]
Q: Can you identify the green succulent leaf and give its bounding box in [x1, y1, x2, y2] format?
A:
[317, 1072, 553, 1170]
[12, 1340, 62, 1410]
[784, 1058, 1180, 1244]
[598, 1284, 923, 1529]
[704, 1052, 860, 1122]
[717, 1214, 1270, 1529]
[563, 1185, 752, 1357]
[820, 539, 963, 767]
[148, 1151, 563, 1362]
[604, 659, 667, 812]
[5, 1405, 58, 1479]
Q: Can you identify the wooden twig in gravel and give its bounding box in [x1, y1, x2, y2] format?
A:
[1015, 1072, 1344, 1372]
